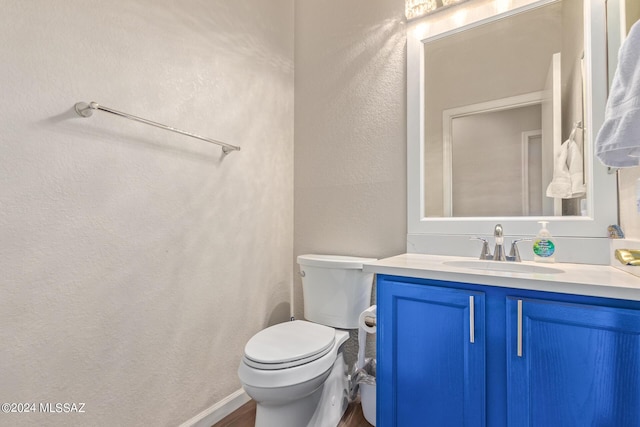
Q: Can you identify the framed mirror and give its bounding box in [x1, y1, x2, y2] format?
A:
[407, 0, 617, 239]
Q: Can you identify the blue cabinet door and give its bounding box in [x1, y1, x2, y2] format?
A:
[507, 297, 640, 427]
[378, 279, 486, 427]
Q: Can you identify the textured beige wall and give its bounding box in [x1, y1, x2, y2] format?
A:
[293, 0, 407, 359]
[627, 0, 640, 31]
[619, 168, 640, 238]
[294, 0, 407, 280]
[0, 1, 293, 425]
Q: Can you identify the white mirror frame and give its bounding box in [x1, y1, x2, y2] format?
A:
[407, 0, 617, 242]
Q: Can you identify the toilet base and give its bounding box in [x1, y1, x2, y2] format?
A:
[254, 353, 349, 427]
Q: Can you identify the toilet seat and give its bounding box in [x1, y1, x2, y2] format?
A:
[243, 320, 336, 370]
[238, 328, 350, 390]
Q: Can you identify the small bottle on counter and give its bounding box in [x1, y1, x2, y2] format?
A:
[533, 221, 555, 263]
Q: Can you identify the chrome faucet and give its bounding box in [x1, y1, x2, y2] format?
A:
[470, 237, 492, 260]
[493, 224, 506, 261]
[471, 224, 530, 262]
[508, 238, 530, 262]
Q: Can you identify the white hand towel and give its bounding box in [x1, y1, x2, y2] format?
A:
[546, 136, 585, 199]
[546, 140, 572, 198]
[567, 136, 586, 197]
[595, 20, 640, 167]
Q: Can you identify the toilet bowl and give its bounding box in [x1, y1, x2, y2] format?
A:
[238, 321, 350, 427]
[238, 254, 376, 427]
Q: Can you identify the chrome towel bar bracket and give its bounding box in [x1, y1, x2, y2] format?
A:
[74, 102, 240, 155]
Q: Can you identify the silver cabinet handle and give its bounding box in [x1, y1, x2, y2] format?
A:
[469, 295, 475, 344]
[517, 299, 523, 357]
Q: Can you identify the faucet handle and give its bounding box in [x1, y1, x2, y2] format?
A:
[508, 238, 532, 262]
[470, 237, 491, 260]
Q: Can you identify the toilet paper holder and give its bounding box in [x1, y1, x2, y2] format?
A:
[363, 315, 376, 327]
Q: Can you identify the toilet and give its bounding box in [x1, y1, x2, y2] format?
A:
[238, 254, 376, 427]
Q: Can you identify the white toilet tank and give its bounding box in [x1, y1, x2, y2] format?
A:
[297, 254, 377, 329]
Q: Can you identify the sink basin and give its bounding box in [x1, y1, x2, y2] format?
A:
[443, 260, 564, 275]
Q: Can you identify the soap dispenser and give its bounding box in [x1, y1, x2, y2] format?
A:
[533, 221, 555, 263]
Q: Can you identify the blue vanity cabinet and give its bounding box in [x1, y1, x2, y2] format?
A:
[377, 278, 486, 427]
[506, 297, 640, 427]
[376, 273, 640, 427]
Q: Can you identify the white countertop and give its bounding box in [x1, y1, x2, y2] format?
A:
[363, 253, 640, 301]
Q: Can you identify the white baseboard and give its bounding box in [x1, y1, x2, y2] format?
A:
[179, 389, 251, 427]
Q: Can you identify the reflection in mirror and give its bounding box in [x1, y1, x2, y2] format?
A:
[407, 0, 618, 242]
[423, 0, 585, 217]
[448, 103, 543, 216]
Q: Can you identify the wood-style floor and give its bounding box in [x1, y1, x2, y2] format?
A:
[212, 399, 373, 427]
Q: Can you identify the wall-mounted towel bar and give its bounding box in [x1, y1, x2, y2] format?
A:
[74, 102, 240, 155]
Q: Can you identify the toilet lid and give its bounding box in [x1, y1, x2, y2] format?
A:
[243, 321, 336, 370]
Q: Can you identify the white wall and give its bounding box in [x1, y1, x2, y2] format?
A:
[0, 1, 293, 426]
[293, 0, 407, 295]
[293, 0, 406, 360]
